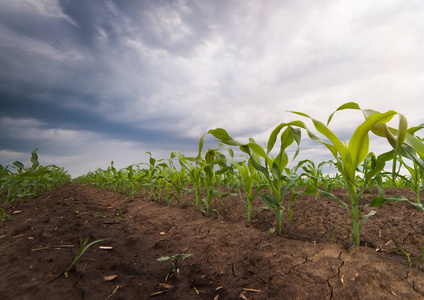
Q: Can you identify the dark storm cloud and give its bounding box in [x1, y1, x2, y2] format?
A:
[0, 2, 71, 46]
[57, 0, 215, 55]
[0, 89, 197, 149]
[0, 0, 423, 177]
[1, 1, 238, 117]
[0, 0, 212, 143]
[0, 0, 275, 137]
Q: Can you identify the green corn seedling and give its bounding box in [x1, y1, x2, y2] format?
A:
[289, 102, 424, 245]
[293, 159, 334, 199]
[170, 151, 203, 211]
[357, 153, 386, 197]
[170, 137, 233, 215]
[200, 144, 233, 215]
[157, 162, 174, 205]
[139, 152, 167, 202]
[0, 149, 70, 222]
[396, 246, 424, 269]
[227, 156, 266, 223]
[166, 153, 191, 207]
[64, 236, 106, 277]
[397, 156, 422, 204]
[157, 253, 193, 275]
[396, 136, 424, 203]
[209, 125, 316, 235]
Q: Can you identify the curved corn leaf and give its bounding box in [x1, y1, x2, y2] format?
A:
[345, 110, 396, 181]
[30, 148, 40, 169]
[327, 102, 361, 125]
[208, 128, 244, 146]
[247, 142, 267, 159]
[360, 210, 376, 231]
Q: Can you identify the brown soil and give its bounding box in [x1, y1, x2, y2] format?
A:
[1, 182, 423, 299]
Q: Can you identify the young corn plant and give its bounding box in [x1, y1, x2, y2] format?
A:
[180, 133, 234, 215]
[119, 164, 141, 195]
[290, 102, 424, 246]
[170, 151, 203, 211]
[396, 246, 424, 269]
[157, 253, 193, 277]
[356, 153, 386, 198]
[200, 144, 234, 216]
[124, 166, 149, 197]
[170, 136, 234, 215]
[64, 236, 107, 277]
[158, 158, 191, 206]
[359, 113, 424, 208]
[0, 149, 71, 222]
[227, 155, 266, 223]
[218, 162, 240, 191]
[397, 156, 422, 203]
[209, 125, 316, 235]
[396, 131, 424, 204]
[0, 165, 12, 222]
[158, 162, 174, 205]
[139, 152, 168, 202]
[292, 159, 334, 199]
[165, 153, 191, 207]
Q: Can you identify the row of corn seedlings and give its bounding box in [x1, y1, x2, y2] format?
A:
[76, 102, 424, 246]
[0, 148, 71, 222]
[209, 102, 424, 245]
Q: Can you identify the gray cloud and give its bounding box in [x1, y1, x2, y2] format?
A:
[0, 0, 423, 177]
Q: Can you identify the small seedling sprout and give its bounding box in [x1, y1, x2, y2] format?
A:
[64, 236, 107, 277]
[397, 246, 424, 269]
[157, 253, 193, 274]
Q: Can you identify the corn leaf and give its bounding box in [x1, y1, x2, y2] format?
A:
[327, 102, 361, 125]
[208, 128, 244, 146]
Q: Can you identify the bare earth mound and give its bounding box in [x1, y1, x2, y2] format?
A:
[1, 182, 423, 299]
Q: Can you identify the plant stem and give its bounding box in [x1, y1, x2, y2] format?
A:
[346, 181, 360, 246]
[351, 204, 360, 246]
[246, 200, 252, 223]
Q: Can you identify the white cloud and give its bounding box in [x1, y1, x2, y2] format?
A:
[4, 0, 77, 24]
[0, 116, 168, 177]
[1, 0, 423, 176]
[0, 117, 92, 143]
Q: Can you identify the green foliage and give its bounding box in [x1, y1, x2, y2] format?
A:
[289, 102, 424, 245]
[196, 135, 236, 215]
[64, 236, 107, 277]
[398, 155, 423, 204]
[209, 125, 316, 235]
[293, 159, 334, 198]
[226, 157, 266, 223]
[74, 102, 424, 247]
[157, 253, 193, 273]
[0, 149, 71, 222]
[169, 151, 203, 209]
[397, 246, 424, 269]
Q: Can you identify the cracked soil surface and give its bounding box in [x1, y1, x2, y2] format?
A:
[1, 182, 423, 299]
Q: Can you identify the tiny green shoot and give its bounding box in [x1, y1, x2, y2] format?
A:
[396, 246, 424, 269]
[157, 253, 193, 274]
[64, 236, 107, 277]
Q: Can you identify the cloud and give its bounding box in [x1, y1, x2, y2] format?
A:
[0, 115, 201, 177]
[0, 0, 423, 176]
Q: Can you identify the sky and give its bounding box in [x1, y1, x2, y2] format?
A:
[0, 0, 423, 178]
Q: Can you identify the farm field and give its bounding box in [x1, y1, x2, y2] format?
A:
[1, 103, 424, 299]
[0, 182, 423, 299]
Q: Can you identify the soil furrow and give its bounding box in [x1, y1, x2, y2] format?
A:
[0, 182, 423, 299]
